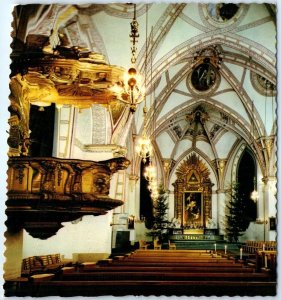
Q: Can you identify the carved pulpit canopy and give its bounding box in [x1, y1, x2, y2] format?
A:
[8, 47, 131, 157]
[173, 153, 213, 228]
[10, 47, 126, 109]
[6, 156, 130, 239]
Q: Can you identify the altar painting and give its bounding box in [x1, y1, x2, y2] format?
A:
[184, 192, 203, 228]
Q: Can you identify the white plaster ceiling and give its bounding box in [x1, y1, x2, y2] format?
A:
[22, 3, 276, 177]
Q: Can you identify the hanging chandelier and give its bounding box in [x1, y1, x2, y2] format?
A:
[148, 178, 159, 201]
[144, 162, 159, 201]
[151, 189, 159, 201]
[250, 190, 259, 202]
[135, 105, 153, 163]
[144, 162, 157, 182]
[135, 4, 153, 162]
[148, 178, 158, 192]
[136, 132, 152, 163]
[250, 177, 259, 202]
[110, 3, 144, 113]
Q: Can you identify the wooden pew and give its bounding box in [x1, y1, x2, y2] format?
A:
[61, 271, 270, 281]
[107, 261, 244, 268]
[6, 247, 276, 297]
[118, 257, 235, 263]
[81, 265, 255, 273]
[14, 280, 277, 297]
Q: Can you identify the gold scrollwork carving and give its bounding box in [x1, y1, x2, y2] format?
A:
[6, 156, 130, 237]
[173, 154, 213, 228]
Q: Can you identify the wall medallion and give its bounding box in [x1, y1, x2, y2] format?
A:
[187, 61, 220, 96]
[250, 72, 276, 97]
[200, 3, 246, 28]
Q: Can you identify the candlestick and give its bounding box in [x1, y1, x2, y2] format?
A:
[265, 255, 268, 268]
[225, 245, 227, 254]
[262, 244, 265, 251]
[240, 248, 242, 260]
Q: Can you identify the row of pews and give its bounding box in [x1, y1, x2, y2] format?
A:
[5, 249, 276, 297]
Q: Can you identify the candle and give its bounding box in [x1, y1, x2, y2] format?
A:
[240, 248, 243, 260]
[262, 244, 265, 251]
[225, 245, 227, 254]
[265, 255, 268, 268]
[214, 243, 216, 252]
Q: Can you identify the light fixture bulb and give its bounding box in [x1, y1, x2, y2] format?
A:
[250, 190, 259, 202]
[128, 67, 137, 76]
[136, 134, 152, 163]
[144, 164, 157, 182]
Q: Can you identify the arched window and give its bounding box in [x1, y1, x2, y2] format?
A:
[140, 160, 154, 229]
[237, 149, 257, 221]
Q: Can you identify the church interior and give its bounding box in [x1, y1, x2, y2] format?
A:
[3, 2, 277, 297]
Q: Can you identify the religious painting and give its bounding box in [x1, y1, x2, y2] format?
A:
[183, 192, 203, 228]
[191, 63, 217, 91]
[269, 217, 276, 231]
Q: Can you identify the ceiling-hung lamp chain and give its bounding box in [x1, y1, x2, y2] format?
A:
[109, 3, 143, 113]
[129, 3, 139, 65]
[250, 96, 258, 202]
[148, 25, 159, 203]
[127, 3, 143, 112]
[136, 4, 153, 163]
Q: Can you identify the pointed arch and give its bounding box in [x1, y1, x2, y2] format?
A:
[237, 148, 257, 221]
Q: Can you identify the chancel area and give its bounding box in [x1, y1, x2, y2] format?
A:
[4, 2, 277, 297]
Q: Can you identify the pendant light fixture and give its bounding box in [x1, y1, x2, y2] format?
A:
[110, 3, 144, 113]
[135, 4, 153, 163]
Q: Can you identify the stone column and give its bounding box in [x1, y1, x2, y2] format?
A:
[128, 175, 140, 219]
[261, 177, 269, 241]
[216, 191, 225, 235]
[267, 176, 277, 241]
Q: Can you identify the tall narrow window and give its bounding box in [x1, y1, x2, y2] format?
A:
[140, 160, 154, 229]
[237, 149, 257, 221]
[29, 104, 55, 157]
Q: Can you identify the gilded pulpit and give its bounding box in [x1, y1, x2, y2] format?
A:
[6, 47, 132, 239]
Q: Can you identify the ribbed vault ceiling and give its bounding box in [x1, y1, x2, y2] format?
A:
[21, 2, 276, 178]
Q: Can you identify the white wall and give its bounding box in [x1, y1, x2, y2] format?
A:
[4, 230, 23, 280]
[22, 213, 113, 259]
[241, 222, 264, 242]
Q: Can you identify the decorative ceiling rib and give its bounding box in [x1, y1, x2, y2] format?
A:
[12, 3, 276, 182]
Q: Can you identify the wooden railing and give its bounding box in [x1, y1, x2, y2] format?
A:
[242, 241, 276, 253]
